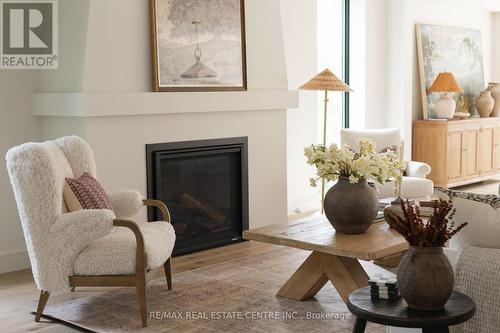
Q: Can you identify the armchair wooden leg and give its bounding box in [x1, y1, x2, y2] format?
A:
[35, 290, 50, 322]
[164, 257, 172, 290]
[136, 277, 147, 327]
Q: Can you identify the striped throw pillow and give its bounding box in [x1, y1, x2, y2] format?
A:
[63, 172, 113, 211]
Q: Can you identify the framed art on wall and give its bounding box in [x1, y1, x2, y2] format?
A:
[416, 24, 485, 119]
[150, 0, 247, 92]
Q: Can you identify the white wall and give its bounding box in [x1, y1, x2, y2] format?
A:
[0, 71, 41, 273]
[37, 0, 89, 92]
[493, 13, 500, 82]
[364, 0, 389, 129]
[280, 0, 320, 213]
[349, 0, 367, 129]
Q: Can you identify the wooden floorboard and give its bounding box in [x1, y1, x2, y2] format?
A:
[0, 179, 497, 333]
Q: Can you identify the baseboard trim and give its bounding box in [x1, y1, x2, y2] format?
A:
[0, 249, 30, 274]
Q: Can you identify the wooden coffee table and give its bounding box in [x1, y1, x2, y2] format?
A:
[243, 214, 408, 303]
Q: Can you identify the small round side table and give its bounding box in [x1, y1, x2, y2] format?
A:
[347, 287, 475, 333]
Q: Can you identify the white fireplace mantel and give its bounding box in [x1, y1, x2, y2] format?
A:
[32, 90, 298, 117]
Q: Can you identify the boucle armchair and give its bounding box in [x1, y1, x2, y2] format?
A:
[340, 128, 434, 200]
[6, 136, 175, 327]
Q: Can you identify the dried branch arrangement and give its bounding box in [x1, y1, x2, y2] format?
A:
[384, 199, 467, 247]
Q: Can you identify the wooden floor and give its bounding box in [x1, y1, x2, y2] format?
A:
[0, 178, 498, 333]
[0, 241, 281, 333]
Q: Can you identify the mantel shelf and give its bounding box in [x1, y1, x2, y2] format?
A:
[32, 90, 299, 117]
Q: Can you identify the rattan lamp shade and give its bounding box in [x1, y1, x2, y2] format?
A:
[427, 72, 463, 93]
[299, 68, 352, 92]
[298, 68, 351, 213]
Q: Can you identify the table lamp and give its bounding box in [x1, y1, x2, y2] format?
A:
[299, 68, 352, 212]
[427, 72, 463, 119]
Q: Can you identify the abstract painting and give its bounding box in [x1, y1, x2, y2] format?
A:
[151, 0, 247, 91]
[416, 24, 485, 119]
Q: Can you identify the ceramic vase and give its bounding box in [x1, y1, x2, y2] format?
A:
[323, 176, 378, 234]
[487, 83, 500, 117]
[476, 91, 494, 118]
[397, 246, 454, 311]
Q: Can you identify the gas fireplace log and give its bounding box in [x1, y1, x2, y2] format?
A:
[180, 193, 227, 226]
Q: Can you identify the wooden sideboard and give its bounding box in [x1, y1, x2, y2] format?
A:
[413, 118, 500, 188]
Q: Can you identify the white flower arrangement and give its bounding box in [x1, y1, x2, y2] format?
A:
[304, 138, 406, 186]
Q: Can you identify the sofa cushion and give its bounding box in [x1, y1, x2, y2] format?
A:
[73, 221, 176, 275]
[435, 188, 500, 251]
[64, 172, 113, 211]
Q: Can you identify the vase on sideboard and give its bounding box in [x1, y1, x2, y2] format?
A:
[487, 82, 500, 117]
[476, 91, 494, 118]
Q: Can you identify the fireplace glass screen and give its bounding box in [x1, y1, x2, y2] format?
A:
[146, 138, 248, 256]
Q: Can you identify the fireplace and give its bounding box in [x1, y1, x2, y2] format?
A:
[146, 137, 249, 256]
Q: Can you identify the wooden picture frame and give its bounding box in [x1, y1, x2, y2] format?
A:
[150, 0, 247, 92]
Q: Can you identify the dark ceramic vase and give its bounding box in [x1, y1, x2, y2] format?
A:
[323, 176, 379, 234]
[398, 246, 454, 311]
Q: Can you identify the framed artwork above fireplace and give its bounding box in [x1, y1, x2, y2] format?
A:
[150, 0, 247, 92]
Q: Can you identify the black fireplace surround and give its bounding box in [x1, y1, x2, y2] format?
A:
[146, 137, 249, 256]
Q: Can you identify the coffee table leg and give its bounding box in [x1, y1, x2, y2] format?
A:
[353, 318, 367, 333]
[276, 251, 369, 302]
[277, 252, 329, 301]
[422, 327, 450, 333]
[323, 254, 369, 302]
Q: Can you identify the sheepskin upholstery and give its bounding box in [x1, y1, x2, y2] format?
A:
[109, 190, 143, 219]
[5, 136, 175, 292]
[74, 221, 175, 275]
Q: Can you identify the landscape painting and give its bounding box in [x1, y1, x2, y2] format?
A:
[416, 24, 485, 119]
[151, 0, 247, 91]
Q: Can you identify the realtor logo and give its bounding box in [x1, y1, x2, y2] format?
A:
[1, 0, 58, 69]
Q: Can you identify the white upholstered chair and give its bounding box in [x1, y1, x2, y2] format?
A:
[6, 136, 176, 327]
[340, 128, 434, 200]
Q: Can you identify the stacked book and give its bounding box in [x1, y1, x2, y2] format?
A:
[369, 274, 400, 300]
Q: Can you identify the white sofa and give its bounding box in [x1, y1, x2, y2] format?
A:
[340, 128, 434, 200]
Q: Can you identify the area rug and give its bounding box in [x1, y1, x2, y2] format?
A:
[38, 247, 391, 332]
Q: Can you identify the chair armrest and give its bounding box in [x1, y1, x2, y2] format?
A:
[109, 190, 143, 219]
[113, 219, 146, 275]
[50, 210, 115, 290]
[51, 209, 115, 235]
[143, 199, 171, 223]
[405, 161, 431, 178]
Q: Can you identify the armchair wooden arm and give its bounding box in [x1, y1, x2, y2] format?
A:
[142, 199, 173, 291]
[64, 202, 173, 327]
[113, 219, 147, 326]
[113, 219, 146, 276]
[143, 199, 171, 223]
